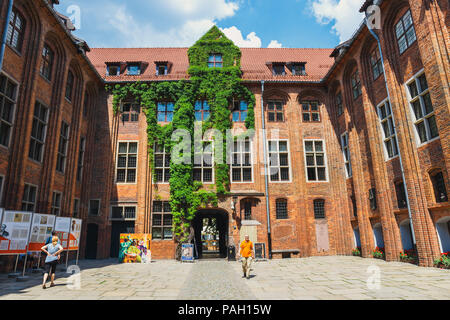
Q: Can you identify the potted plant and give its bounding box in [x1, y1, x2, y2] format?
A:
[372, 247, 385, 259]
[352, 247, 361, 256]
[434, 252, 450, 269]
[399, 249, 418, 264]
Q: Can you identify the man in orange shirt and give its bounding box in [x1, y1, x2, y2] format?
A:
[239, 235, 254, 279]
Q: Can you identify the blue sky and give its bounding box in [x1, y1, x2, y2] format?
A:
[56, 0, 365, 49]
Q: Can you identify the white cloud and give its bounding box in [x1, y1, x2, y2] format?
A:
[268, 40, 283, 48]
[221, 26, 262, 48]
[65, 0, 240, 47]
[309, 0, 364, 42]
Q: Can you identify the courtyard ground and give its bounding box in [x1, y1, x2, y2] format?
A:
[0, 256, 449, 300]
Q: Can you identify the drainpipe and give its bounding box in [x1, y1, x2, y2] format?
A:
[0, 0, 14, 71]
[365, 10, 417, 248]
[261, 80, 273, 259]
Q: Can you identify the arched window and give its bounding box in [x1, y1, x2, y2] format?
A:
[65, 70, 74, 102]
[275, 199, 288, 219]
[6, 9, 26, 52]
[40, 44, 54, 81]
[395, 10, 417, 55]
[314, 199, 325, 219]
[430, 171, 448, 203]
[350, 70, 362, 100]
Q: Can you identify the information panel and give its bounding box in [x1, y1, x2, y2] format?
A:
[0, 211, 33, 254]
[181, 243, 194, 262]
[54, 217, 71, 249]
[28, 214, 56, 252]
[68, 218, 82, 251]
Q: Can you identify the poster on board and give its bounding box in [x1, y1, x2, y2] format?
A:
[119, 234, 151, 263]
[68, 218, 82, 251]
[0, 211, 33, 254]
[28, 214, 56, 252]
[54, 217, 71, 249]
[181, 243, 194, 262]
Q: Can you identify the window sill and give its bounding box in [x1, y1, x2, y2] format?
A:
[39, 73, 52, 84]
[416, 136, 440, 149]
[6, 43, 22, 57]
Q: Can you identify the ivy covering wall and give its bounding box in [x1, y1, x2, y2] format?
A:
[106, 26, 255, 246]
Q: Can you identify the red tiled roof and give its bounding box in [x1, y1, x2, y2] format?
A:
[86, 47, 334, 83]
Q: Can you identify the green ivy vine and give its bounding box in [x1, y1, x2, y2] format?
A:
[106, 26, 255, 245]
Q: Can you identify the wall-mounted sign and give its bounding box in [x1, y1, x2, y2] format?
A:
[0, 211, 33, 254]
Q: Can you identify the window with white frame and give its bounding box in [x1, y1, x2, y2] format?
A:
[340, 132, 352, 177]
[0, 74, 17, 147]
[231, 137, 252, 182]
[77, 137, 86, 182]
[407, 72, 439, 144]
[51, 191, 62, 216]
[116, 142, 138, 183]
[304, 140, 327, 182]
[89, 199, 100, 216]
[377, 100, 399, 159]
[395, 10, 417, 55]
[29, 101, 49, 162]
[56, 121, 70, 173]
[111, 205, 137, 220]
[154, 143, 170, 183]
[194, 141, 213, 183]
[268, 140, 290, 182]
[73, 199, 79, 218]
[21, 184, 37, 212]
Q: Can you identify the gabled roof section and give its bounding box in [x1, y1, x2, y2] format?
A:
[87, 47, 334, 83]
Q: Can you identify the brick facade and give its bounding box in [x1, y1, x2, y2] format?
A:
[0, 0, 448, 267]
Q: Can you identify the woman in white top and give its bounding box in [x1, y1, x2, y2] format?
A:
[41, 236, 63, 289]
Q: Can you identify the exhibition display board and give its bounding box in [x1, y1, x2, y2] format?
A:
[54, 217, 71, 250]
[28, 214, 56, 252]
[68, 218, 82, 251]
[0, 211, 33, 254]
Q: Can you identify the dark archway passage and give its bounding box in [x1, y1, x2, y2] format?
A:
[193, 209, 229, 259]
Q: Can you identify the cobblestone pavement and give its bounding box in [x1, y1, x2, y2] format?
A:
[0, 256, 449, 300]
[178, 260, 256, 300]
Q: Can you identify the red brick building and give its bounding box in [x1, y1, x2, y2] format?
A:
[0, 0, 448, 267]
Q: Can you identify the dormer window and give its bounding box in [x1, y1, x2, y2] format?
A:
[127, 64, 140, 76]
[107, 65, 120, 76]
[291, 63, 306, 76]
[208, 54, 222, 68]
[272, 64, 285, 76]
[156, 63, 168, 76]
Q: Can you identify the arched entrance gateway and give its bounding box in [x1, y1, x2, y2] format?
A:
[192, 209, 229, 259]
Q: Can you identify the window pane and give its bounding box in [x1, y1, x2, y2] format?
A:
[416, 122, 427, 143]
[408, 81, 418, 98]
[422, 93, 433, 115]
[412, 100, 423, 119]
[279, 141, 287, 152]
[314, 141, 323, 152]
[418, 74, 428, 92]
[152, 228, 162, 240]
[307, 168, 316, 181]
[317, 168, 326, 181]
[427, 116, 439, 139]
